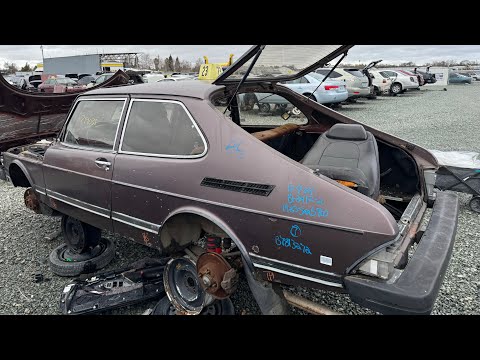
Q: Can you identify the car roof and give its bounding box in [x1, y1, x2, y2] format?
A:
[85, 80, 222, 100]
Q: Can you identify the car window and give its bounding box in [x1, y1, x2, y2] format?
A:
[235, 92, 308, 126]
[96, 75, 106, 83]
[121, 100, 206, 156]
[343, 69, 364, 77]
[316, 69, 342, 78]
[64, 100, 125, 150]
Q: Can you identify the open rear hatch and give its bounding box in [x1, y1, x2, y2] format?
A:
[214, 45, 353, 85]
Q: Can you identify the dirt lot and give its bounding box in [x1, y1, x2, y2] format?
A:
[0, 83, 479, 315]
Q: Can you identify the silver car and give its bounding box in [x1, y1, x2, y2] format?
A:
[316, 68, 370, 99]
[239, 72, 348, 112]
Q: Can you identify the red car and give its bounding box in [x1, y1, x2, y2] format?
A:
[38, 77, 86, 93]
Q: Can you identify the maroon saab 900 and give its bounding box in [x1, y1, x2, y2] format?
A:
[0, 45, 458, 315]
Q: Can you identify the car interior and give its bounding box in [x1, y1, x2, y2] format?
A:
[212, 90, 421, 220]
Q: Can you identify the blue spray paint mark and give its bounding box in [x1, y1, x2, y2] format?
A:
[274, 224, 312, 255]
[225, 140, 245, 159]
[290, 224, 301, 238]
[282, 184, 328, 218]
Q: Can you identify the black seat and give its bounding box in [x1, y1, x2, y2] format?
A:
[301, 123, 380, 199]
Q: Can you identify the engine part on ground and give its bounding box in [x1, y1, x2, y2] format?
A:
[32, 273, 50, 283]
[151, 295, 235, 315]
[242, 256, 290, 315]
[197, 252, 238, 299]
[49, 238, 116, 277]
[282, 291, 341, 315]
[206, 236, 222, 253]
[61, 215, 101, 254]
[163, 256, 207, 315]
[24, 188, 41, 214]
[60, 257, 168, 315]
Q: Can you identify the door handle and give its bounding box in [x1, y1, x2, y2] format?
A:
[95, 158, 111, 171]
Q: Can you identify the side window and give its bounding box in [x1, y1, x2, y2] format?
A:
[64, 100, 124, 150]
[121, 100, 206, 156]
[237, 92, 308, 126]
[299, 77, 310, 84]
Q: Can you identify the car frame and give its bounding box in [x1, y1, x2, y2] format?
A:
[0, 45, 458, 315]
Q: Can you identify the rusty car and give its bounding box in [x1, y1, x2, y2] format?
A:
[0, 70, 130, 153]
[0, 45, 459, 315]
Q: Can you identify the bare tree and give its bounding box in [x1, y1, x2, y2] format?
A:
[20, 62, 32, 72]
[3, 62, 18, 74]
[192, 57, 203, 72]
[174, 57, 181, 72]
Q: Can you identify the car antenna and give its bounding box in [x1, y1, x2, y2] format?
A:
[223, 45, 266, 114]
[306, 51, 348, 103]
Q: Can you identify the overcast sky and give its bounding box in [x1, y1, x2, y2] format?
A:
[2, 45, 480, 67]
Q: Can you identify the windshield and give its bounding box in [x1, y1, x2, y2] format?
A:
[57, 78, 76, 84]
[224, 45, 347, 80]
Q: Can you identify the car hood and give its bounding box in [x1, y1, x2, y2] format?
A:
[214, 45, 353, 85]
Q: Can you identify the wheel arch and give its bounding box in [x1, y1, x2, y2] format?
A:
[160, 206, 254, 271]
[9, 160, 33, 187]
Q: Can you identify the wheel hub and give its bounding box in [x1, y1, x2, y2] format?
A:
[164, 257, 206, 315]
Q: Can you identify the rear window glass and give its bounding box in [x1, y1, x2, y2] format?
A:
[343, 69, 364, 77]
[121, 100, 206, 156]
[316, 69, 342, 78]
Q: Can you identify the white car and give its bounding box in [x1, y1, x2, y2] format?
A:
[316, 68, 370, 99]
[369, 69, 393, 95]
[378, 70, 419, 95]
[142, 73, 165, 83]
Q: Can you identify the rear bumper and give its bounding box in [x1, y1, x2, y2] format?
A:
[344, 191, 459, 315]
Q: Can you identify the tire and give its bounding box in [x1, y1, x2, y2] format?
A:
[61, 215, 101, 253]
[49, 237, 115, 277]
[259, 103, 271, 113]
[391, 82, 402, 95]
[469, 196, 480, 214]
[151, 295, 235, 315]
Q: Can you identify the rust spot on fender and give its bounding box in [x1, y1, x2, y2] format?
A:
[142, 232, 152, 247]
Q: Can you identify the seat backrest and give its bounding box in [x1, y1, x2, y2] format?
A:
[302, 123, 380, 199]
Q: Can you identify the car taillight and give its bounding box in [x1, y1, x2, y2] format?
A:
[324, 85, 339, 90]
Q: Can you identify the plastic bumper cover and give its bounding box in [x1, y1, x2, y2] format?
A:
[344, 191, 459, 315]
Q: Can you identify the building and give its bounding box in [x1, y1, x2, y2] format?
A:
[43, 53, 139, 75]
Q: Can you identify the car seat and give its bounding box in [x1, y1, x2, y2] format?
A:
[301, 123, 380, 199]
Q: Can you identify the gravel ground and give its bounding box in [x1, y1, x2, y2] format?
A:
[0, 83, 479, 315]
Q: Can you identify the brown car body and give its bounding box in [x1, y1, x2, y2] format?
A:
[0, 46, 459, 315]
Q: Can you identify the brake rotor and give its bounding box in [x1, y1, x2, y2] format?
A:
[196, 252, 236, 299]
[163, 257, 206, 315]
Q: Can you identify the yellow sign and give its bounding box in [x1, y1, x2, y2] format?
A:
[198, 64, 223, 80]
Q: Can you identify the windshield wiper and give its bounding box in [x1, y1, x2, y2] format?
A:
[223, 45, 265, 115]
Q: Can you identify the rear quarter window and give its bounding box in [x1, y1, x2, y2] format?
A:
[316, 69, 342, 78]
[120, 100, 206, 157]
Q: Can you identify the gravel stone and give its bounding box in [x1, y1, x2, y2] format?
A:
[0, 83, 479, 315]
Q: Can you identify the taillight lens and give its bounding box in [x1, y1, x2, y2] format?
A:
[324, 85, 339, 90]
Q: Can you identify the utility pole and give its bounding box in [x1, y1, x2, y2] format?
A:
[40, 45, 44, 62]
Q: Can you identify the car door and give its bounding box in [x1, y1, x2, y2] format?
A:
[43, 97, 128, 231]
[285, 76, 310, 95]
[111, 98, 208, 248]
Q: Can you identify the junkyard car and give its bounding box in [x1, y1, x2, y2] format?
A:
[38, 76, 85, 93]
[316, 67, 370, 99]
[0, 45, 459, 315]
[379, 70, 419, 94]
[449, 72, 472, 84]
